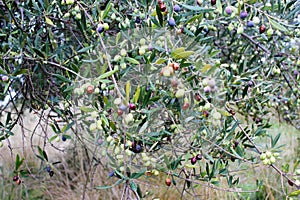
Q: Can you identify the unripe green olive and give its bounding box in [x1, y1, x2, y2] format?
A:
[75, 13, 81, 20]
[74, 5, 80, 12]
[139, 48, 146, 55]
[120, 62, 126, 69]
[89, 123, 97, 132]
[144, 161, 151, 167]
[126, 140, 132, 147]
[78, 88, 84, 95]
[124, 113, 134, 124]
[66, 0, 74, 5]
[203, 103, 211, 110]
[103, 23, 109, 30]
[125, 148, 133, 156]
[266, 151, 272, 158]
[152, 169, 159, 176]
[237, 26, 244, 34]
[260, 153, 266, 160]
[63, 13, 71, 18]
[120, 49, 127, 57]
[91, 111, 98, 118]
[101, 83, 106, 90]
[139, 38, 146, 46]
[228, 23, 235, 31]
[114, 146, 120, 154]
[253, 16, 260, 24]
[107, 136, 113, 142]
[273, 153, 280, 158]
[94, 88, 100, 94]
[96, 120, 102, 129]
[267, 28, 274, 36]
[262, 159, 269, 165]
[175, 89, 185, 98]
[111, 13, 116, 20]
[269, 156, 276, 164]
[114, 55, 121, 62]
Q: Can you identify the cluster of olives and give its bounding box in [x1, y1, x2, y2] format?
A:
[260, 151, 279, 165]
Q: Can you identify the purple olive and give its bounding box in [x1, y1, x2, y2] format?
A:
[248, 80, 254, 87]
[255, 117, 262, 124]
[247, 21, 254, 27]
[148, 46, 153, 51]
[240, 11, 248, 19]
[259, 25, 266, 33]
[168, 18, 176, 27]
[135, 144, 142, 152]
[230, 156, 236, 162]
[225, 6, 232, 15]
[97, 138, 103, 145]
[108, 171, 115, 177]
[233, 141, 239, 148]
[97, 25, 104, 33]
[131, 141, 136, 148]
[204, 86, 211, 93]
[173, 5, 181, 12]
[119, 104, 127, 111]
[13, 176, 19, 182]
[196, 154, 202, 160]
[129, 103, 136, 110]
[135, 16, 141, 23]
[49, 171, 54, 177]
[191, 157, 197, 165]
[46, 166, 51, 173]
[62, 135, 67, 141]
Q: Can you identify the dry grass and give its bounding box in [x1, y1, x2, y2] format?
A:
[0, 110, 299, 200]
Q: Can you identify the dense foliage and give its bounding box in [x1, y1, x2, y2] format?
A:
[1, 0, 300, 199]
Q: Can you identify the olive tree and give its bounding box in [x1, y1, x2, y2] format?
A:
[0, 0, 300, 199]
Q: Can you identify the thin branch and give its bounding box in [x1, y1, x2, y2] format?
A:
[200, 136, 256, 164]
[225, 106, 262, 154]
[76, 2, 125, 100]
[241, 33, 270, 54]
[47, 61, 88, 80]
[166, 171, 259, 193]
[228, 107, 300, 190]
